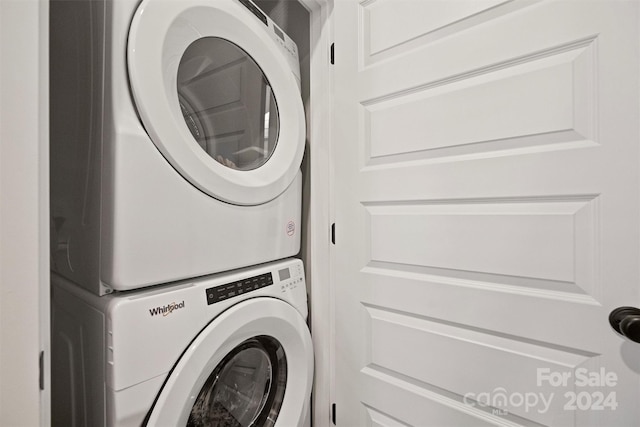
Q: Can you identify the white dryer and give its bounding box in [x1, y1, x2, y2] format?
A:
[51, 258, 313, 426]
[50, 0, 306, 295]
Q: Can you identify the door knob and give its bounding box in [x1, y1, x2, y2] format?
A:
[609, 306, 640, 343]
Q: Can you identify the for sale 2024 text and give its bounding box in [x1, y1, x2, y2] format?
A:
[463, 367, 619, 415]
[537, 367, 618, 412]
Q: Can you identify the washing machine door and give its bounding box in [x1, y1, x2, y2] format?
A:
[145, 298, 313, 426]
[128, 0, 305, 206]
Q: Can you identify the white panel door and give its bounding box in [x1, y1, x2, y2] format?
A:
[332, 0, 640, 425]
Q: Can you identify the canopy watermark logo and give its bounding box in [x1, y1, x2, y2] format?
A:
[463, 388, 553, 415]
[463, 367, 619, 416]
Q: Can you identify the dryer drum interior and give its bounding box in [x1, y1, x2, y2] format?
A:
[177, 37, 280, 172]
[188, 336, 287, 427]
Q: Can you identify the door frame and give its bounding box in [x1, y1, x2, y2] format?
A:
[297, 0, 335, 425]
[0, 0, 50, 424]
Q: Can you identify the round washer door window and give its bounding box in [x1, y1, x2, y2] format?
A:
[188, 336, 286, 427]
[128, 0, 305, 205]
[144, 298, 313, 427]
[178, 38, 279, 172]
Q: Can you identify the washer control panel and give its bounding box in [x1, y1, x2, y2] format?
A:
[277, 262, 304, 293]
[204, 262, 305, 305]
[205, 273, 273, 305]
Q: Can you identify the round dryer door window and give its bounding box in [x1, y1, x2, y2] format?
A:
[188, 336, 286, 427]
[177, 38, 279, 172]
[128, 0, 305, 205]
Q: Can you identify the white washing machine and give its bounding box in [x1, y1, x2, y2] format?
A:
[51, 258, 313, 426]
[50, 0, 306, 295]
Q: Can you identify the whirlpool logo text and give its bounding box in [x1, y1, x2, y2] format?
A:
[149, 301, 185, 317]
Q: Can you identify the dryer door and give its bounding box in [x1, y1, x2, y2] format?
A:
[128, 0, 305, 206]
[144, 298, 313, 426]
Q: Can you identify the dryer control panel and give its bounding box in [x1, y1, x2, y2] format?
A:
[238, 0, 301, 90]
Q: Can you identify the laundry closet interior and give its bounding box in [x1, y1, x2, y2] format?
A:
[49, 0, 330, 425]
[27, 0, 640, 425]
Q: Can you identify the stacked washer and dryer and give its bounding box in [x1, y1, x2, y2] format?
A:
[50, 0, 313, 425]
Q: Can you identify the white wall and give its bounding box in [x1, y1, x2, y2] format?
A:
[0, 0, 50, 425]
